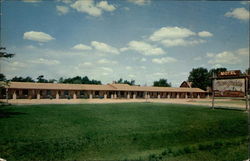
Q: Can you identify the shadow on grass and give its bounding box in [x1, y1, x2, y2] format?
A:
[213, 106, 246, 112]
[0, 108, 26, 118]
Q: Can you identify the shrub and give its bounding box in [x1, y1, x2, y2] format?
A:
[161, 150, 167, 156]
[183, 146, 192, 153]
[214, 141, 223, 149]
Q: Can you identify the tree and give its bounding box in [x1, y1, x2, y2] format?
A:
[153, 79, 171, 87]
[208, 68, 227, 77]
[11, 76, 35, 82]
[0, 73, 6, 81]
[82, 76, 90, 84]
[90, 79, 102, 85]
[115, 78, 135, 85]
[58, 77, 64, 83]
[58, 76, 102, 85]
[37, 75, 48, 83]
[208, 68, 227, 87]
[188, 67, 209, 90]
[0, 47, 15, 58]
[0, 47, 15, 103]
[48, 79, 57, 83]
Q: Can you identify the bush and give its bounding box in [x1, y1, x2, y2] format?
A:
[161, 150, 167, 156]
[183, 146, 192, 153]
[214, 141, 223, 149]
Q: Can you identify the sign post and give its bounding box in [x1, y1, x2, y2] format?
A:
[245, 77, 249, 111]
[211, 72, 215, 110]
[212, 70, 248, 110]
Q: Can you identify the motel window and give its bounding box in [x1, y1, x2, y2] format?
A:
[1, 88, 6, 94]
[46, 90, 51, 96]
[23, 89, 28, 95]
[0, 88, 6, 95]
[64, 91, 69, 96]
[80, 91, 85, 95]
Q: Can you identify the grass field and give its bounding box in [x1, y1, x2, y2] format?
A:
[0, 103, 248, 161]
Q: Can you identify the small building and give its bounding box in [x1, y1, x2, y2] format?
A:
[0, 81, 207, 100]
[180, 81, 192, 88]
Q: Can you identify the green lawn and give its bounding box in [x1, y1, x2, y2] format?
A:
[0, 103, 248, 161]
[194, 100, 246, 105]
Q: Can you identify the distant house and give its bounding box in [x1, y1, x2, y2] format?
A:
[180, 81, 192, 88]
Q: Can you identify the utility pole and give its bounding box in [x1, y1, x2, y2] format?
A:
[246, 77, 249, 111]
[211, 72, 215, 110]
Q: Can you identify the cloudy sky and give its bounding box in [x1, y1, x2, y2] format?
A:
[1, 0, 249, 86]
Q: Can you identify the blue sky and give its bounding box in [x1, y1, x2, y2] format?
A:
[1, 0, 249, 86]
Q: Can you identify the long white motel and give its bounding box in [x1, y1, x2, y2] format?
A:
[0, 81, 207, 100]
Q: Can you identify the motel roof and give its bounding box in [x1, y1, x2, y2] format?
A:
[3, 82, 206, 93]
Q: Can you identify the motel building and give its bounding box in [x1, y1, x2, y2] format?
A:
[0, 81, 207, 101]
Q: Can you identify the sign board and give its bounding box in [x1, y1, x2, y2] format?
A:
[213, 78, 245, 97]
[218, 70, 241, 77]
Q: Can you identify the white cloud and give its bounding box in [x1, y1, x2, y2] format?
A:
[149, 26, 196, 41]
[71, 0, 102, 16]
[56, 5, 69, 15]
[193, 56, 202, 61]
[198, 31, 213, 37]
[208, 51, 240, 65]
[11, 61, 27, 68]
[141, 58, 147, 62]
[140, 66, 146, 69]
[212, 64, 223, 68]
[127, 0, 150, 5]
[78, 62, 93, 66]
[206, 53, 214, 57]
[22, 0, 41, 3]
[236, 48, 249, 55]
[124, 7, 130, 11]
[152, 57, 177, 64]
[225, 8, 249, 21]
[123, 41, 165, 56]
[161, 39, 205, 47]
[30, 58, 60, 65]
[120, 47, 128, 52]
[102, 72, 109, 76]
[153, 72, 166, 76]
[126, 66, 132, 70]
[97, 1, 116, 12]
[57, 0, 72, 4]
[241, 1, 250, 5]
[23, 31, 55, 42]
[128, 74, 136, 78]
[70, 0, 116, 17]
[97, 58, 117, 64]
[72, 43, 92, 50]
[149, 26, 211, 47]
[91, 41, 119, 54]
[3, 61, 28, 72]
[25, 45, 37, 50]
[100, 67, 113, 72]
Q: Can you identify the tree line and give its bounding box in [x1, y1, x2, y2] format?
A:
[0, 73, 171, 87]
[0, 74, 102, 85]
[0, 67, 249, 89]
